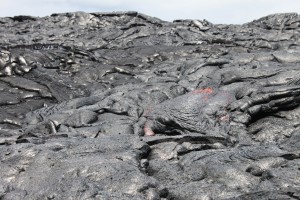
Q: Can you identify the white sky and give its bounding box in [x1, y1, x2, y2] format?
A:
[0, 0, 299, 24]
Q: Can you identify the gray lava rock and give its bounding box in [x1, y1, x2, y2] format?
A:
[0, 11, 300, 199]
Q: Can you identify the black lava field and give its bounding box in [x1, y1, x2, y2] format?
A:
[0, 12, 300, 199]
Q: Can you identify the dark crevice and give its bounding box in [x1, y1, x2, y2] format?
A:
[142, 134, 227, 146]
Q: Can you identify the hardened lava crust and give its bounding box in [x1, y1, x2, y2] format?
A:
[0, 12, 300, 199]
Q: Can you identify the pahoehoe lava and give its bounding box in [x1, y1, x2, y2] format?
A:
[0, 11, 300, 199]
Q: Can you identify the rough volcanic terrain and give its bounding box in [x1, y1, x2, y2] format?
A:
[0, 11, 300, 199]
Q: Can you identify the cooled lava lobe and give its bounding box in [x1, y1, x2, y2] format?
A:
[0, 12, 300, 199]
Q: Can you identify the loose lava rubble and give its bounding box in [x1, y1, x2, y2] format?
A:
[0, 11, 300, 199]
